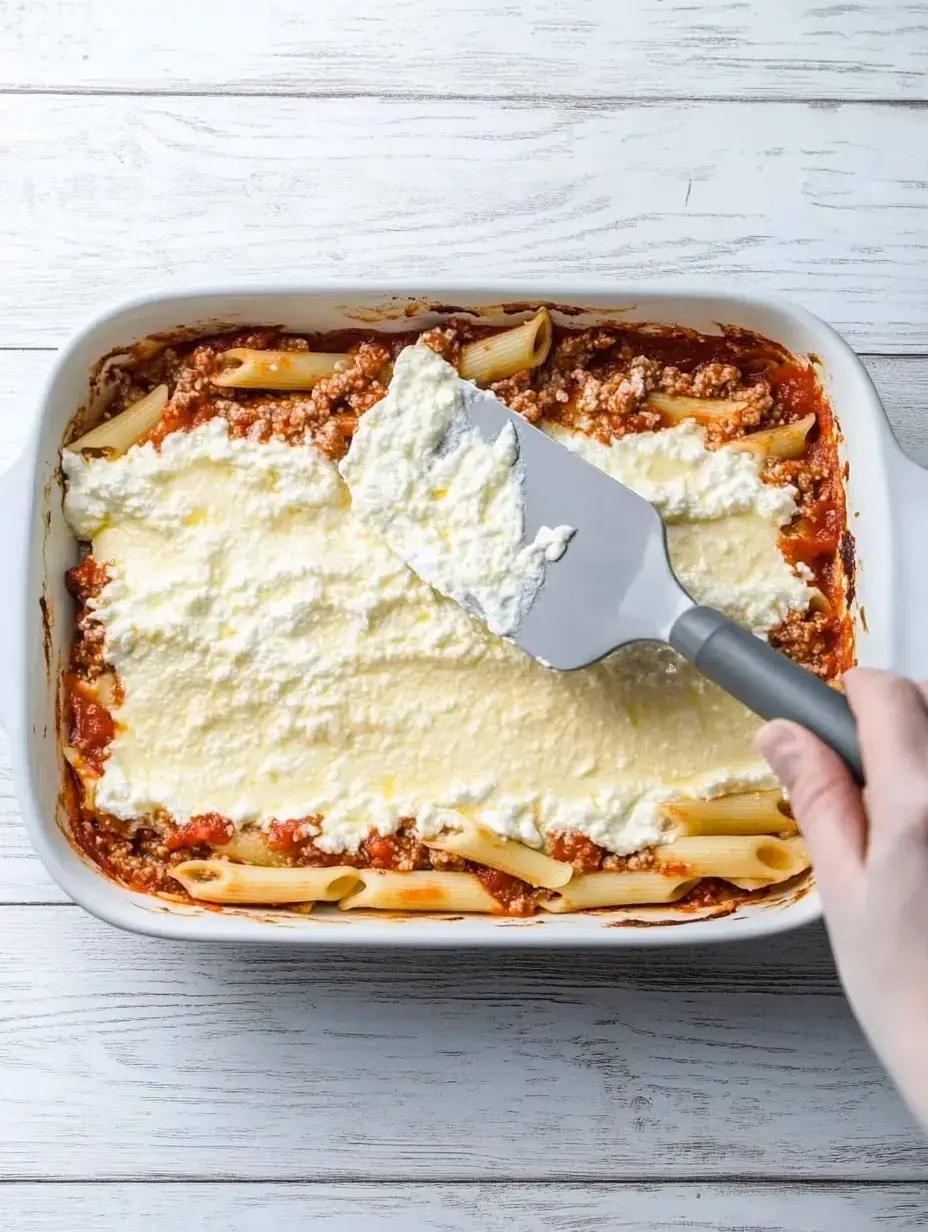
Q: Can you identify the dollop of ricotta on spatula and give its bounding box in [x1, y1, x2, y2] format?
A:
[339, 344, 573, 636]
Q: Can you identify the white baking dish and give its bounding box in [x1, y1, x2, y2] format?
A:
[3, 285, 926, 947]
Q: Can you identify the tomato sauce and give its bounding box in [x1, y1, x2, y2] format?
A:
[64, 315, 850, 915]
[67, 677, 114, 775]
[163, 814, 234, 853]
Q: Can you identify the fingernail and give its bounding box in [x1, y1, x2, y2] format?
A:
[756, 721, 800, 789]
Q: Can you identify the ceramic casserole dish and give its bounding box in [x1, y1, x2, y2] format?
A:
[3, 284, 926, 947]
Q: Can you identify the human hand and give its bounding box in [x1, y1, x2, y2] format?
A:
[757, 668, 928, 1129]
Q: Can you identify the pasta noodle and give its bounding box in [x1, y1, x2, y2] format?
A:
[337, 870, 503, 913]
[91, 670, 119, 709]
[727, 836, 811, 890]
[662, 790, 796, 837]
[653, 834, 804, 881]
[785, 835, 809, 863]
[211, 348, 352, 390]
[62, 745, 85, 773]
[458, 308, 553, 384]
[543, 872, 699, 912]
[66, 385, 169, 458]
[218, 828, 288, 868]
[808, 588, 834, 617]
[60, 315, 849, 922]
[646, 392, 750, 425]
[171, 861, 360, 904]
[422, 813, 573, 889]
[726, 413, 816, 460]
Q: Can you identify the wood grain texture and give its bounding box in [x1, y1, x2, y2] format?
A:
[0, 731, 62, 904]
[2, 0, 927, 101]
[3, 0, 927, 1215]
[2, 97, 928, 351]
[0, 907, 924, 1181]
[3, 1181, 928, 1231]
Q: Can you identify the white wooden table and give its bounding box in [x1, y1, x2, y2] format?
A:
[2, 3, 928, 1227]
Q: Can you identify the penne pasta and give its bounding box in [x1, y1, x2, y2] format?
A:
[64, 750, 99, 811]
[808, 587, 833, 617]
[422, 812, 572, 889]
[653, 834, 805, 881]
[65, 385, 169, 459]
[543, 872, 699, 912]
[217, 827, 288, 868]
[89, 668, 119, 710]
[61, 316, 851, 925]
[211, 348, 351, 390]
[458, 308, 553, 385]
[62, 744, 86, 773]
[784, 835, 809, 863]
[662, 790, 796, 837]
[728, 836, 811, 890]
[171, 860, 361, 904]
[646, 392, 750, 425]
[726, 413, 816, 461]
[337, 870, 503, 913]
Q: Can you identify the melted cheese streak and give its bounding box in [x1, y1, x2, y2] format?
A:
[63, 373, 810, 855]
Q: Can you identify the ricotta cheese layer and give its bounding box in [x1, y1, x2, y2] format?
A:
[63, 397, 809, 855]
[544, 422, 811, 636]
[339, 344, 573, 636]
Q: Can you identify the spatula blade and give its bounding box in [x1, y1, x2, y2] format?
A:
[460, 384, 693, 670]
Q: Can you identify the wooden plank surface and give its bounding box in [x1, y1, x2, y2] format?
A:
[0, 906, 924, 1181]
[3, 1181, 928, 1231]
[1, 96, 928, 351]
[3, 0, 928, 1214]
[3, 0, 927, 101]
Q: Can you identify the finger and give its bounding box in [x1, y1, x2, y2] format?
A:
[756, 719, 865, 902]
[845, 668, 928, 775]
[844, 668, 928, 848]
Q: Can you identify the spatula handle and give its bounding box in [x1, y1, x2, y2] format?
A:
[670, 605, 863, 785]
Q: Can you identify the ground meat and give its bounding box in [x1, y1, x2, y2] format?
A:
[769, 610, 836, 678]
[69, 809, 203, 895]
[488, 333, 781, 446]
[491, 351, 664, 431]
[311, 416, 351, 462]
[70, 613, 106, 677]
[488, 371, 549, 423]
[573, 354, 663, 418]
[602, 848, 660, 872]
[143, 337, 391, 450]
[360, 829, 434, 871]
[765, 452, 835, 516]
[691, 363, 743, 397]
[65, 315, 851, 914]
[548, 832, 605, 871]
[418, 325, 462, 365]
[473, 866, 548, 916]
[66, 555, 109, 604]
[704, 386, 775, 441]
[66, 556, 110, 677]
[309, 342, 391, 419]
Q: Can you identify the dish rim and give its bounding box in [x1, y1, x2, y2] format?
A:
[3, 280, 925, 947]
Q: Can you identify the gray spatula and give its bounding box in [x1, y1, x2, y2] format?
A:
[459, 383, 863, 784]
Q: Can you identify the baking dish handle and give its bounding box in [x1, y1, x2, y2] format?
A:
[893, 453, 928, 680]
[0, 450, 30, 734]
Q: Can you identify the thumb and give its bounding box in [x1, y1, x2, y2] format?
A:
[756, 719, 865, 898]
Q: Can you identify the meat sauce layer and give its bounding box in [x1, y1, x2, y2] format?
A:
[65, 317, 853, 916]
